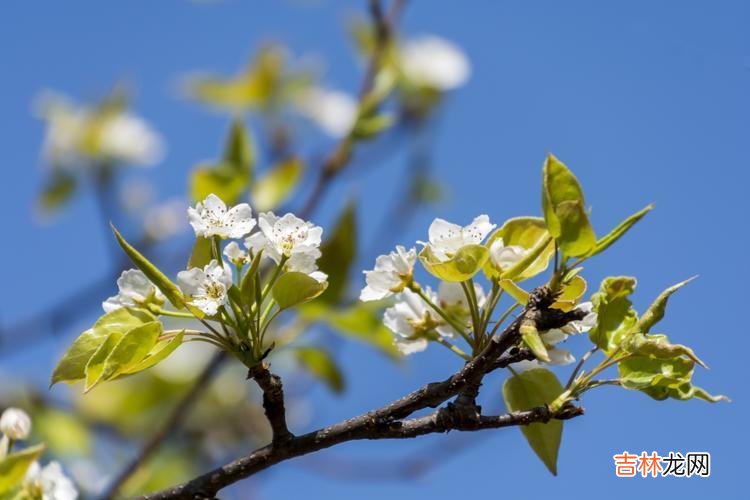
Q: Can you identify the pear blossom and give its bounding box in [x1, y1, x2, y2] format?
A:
[399, 36, 471, 91]
[143, 199, 188, 241]
[177, 260, 233, 316]
[188, 194, 256, 239]
[25, 461, 78, 500]
[0, 407, 31, 440]
[224, 241, 250, 266]
[419, 215, 495, 261]
[360, 246, 417, 301]
[437, 281, 487, 311]
[102, 269, 165, 313]
[245, 212, 323, 262]
[97, 112, 164, 166]
[294, 87, 357, 138]
[489, 237, 529, 270]
[383, 288, 450, 355]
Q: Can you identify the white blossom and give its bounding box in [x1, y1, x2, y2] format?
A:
[102, 269, 164, 313]
[437, 281, 486, 311]
[223, 241, 249, 266]
[294, 87, 357, 138]
[419, 215, 495, 261]
[177, 260, 233, 316]
[188, 194, 256, 239]
[245, 212, 322, 262]
[143, 199, 188, 241]
[383, 288, 449, 355]
[400, 36, 471, 91]
[0, 407, 31, 440]
[360, 246, 417, 302]
[489, 237, 529, 270]
[25, 461, 78, 500]
[97, 112, 164, 166]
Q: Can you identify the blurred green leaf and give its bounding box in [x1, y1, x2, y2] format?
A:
[34, 409, 91, 456]
[188, 236, 213, 270]
[317, 203, 357, 304]
[503, 368, 564, 475]
[251, 157, 303, 211]
[38, 173, 76, 213]
[0, 444, 45, 494]
[541, 154, 596, 258]
[190, 164, 248, 206]
[223, 119, 254, 176]
[295, 346, 345, 393]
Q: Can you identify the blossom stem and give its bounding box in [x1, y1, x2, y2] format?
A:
[460, 280, 482, 346]
[154, 309, 195, 319]
[488, 303, 520, 338]
[412, 286, 472, 347]
[430, 334, 470, 361]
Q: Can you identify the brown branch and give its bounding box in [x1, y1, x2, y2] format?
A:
[142, 286, 586, 499]
[247, 363, 292, 444]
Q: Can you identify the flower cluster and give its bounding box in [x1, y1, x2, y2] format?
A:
[361, 214, 597, 363]
[0, 408, 78, 500]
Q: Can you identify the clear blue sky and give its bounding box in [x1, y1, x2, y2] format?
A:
[1, 1, 747, 499]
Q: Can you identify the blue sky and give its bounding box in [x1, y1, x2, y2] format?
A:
[1, 1, 748, 498]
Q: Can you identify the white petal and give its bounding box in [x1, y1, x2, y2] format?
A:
[400, 36, 471, 90]
[177, 268, 204, 296]
[462, 214, 495, 244]
[225, 203, 256, 238]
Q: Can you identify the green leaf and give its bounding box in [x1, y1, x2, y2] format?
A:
[588, 276, 638, 352]
[251, 157, 303, 211]
[300, 302, 401, 359]
[223, 119, 254, 177]
[51, 307, 155, 386]
[550, 275, 587, 312]
[84, 331, 123, 392]
[188, 236, 213, 269]
[101, 321, 162, 380]
[317, 203, 357, 304]
[38, 172, 76, 213]
[520, 322, 550, 362]
[34, 409, 91, 456]
[419, 244, 489, 282]
[635, 276, 696, 334]
[123, 331, 185, 375]
[498, 279, 529, 305]
[585, 204, 653, 259]
[541, 154, 596, 258]
[272, 272, 328, 310]
[484, 217, 554, 281]
[622, 333, 707, 369]
[111, 225, 188, 312]
[239, 250, 263, 309]
[503, 368, 564, 475]
[190, 164, 248, 206]
[642, 383, 728, 403]
[295, 346, 345, 393]
[618, 355, 694, 391]
[351, 113, 393, 140]
[0, 444, 46, 494]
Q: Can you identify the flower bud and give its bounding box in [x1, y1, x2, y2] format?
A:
[0, 407, 32, 440]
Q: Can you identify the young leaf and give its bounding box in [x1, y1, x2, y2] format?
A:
[38, 172, 76, 213]
[295, 346, 345, 393]
[251, 157, 303, 211]
[584, 204, 653, 259]
[188, 236, 213, 269]
[419, 244, 489, 282]
[84, 331, 124, 392]
[498, 279, 529, 305]
[317, 202, 357, 304]
[190, 164, 248, 206]
[223, 118, 255, 176]
[503, 368, 564, 475]
[123, 331, 185, 375]
[550, 275, 587, 312]
[634, 276, 696, 334]
[51, 308, 154, 386]
[483, 217, 554, 281]
[622, 333, 707, 368]
[111, 225, 186, 310]
[588, 276, 638, 352]
[101, 321, 162, 380]
[541, 154, 596, 258]
[520, 322, 550, 362]
[240, 250, 264, 309]
[272, 272, 328, 310]
[0, 444, 46, 494]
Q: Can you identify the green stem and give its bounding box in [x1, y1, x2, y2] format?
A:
[488, 303, 520, 338]
[154, 309, 195, 319]
[412, 286, 472, 347]
[431, 334, 471, 361]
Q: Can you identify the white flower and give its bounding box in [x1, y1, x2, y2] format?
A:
[246, 230, 328, 283]
[419, 215, 495, 261]
[188, 194, 256, 239]
[559, 302, 597, 334]
[400, 36, 471, 91]
[25, 461, 78, 500]
[143, 199, 188, 241]
[102, 269, 165, 313]
[98, 112, 164, 166]
[245, 212, 323, 262]
[294, 87, 357, 138]
[360, 246, 417, 302]
[383, 288, 449, 355]
[489, 237, 529, 270]
[177, 260, 233, 316]
[0, 407, 31, 440]
[224, 241, 249, 266]
[437, 281, 487, 311]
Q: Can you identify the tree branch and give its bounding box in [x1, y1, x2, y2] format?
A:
[247, 364, 292, 444]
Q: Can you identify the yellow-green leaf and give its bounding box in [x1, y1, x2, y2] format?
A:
[419, 244, 489, 282]
[123, 331, 185, 375]
[635, 276, 696, 334]
[551, 275, 587, 312]
[0, 444, 46, 494]
[503, 368, 564, 475]
[317, 202, 357, 304]
[498, 279, 529, 305]
[101, 321, 162, 380]
[484, 217, 554, 281]
[190, 164, 248, 206]
[520, 322, 550, 362]
[251, 157, 303, 211]
[585, 204, 653, 259]
[541, 154, 596, 258]
[295, 346, 345, 393]
[588, 276, 638, 352]
[272, 272, 328, 310]
[84, 331, 123, 392]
